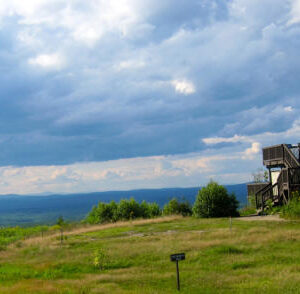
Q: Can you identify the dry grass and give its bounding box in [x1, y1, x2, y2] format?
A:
[23, 216, 182, 247]
[238, 215, 285, 222]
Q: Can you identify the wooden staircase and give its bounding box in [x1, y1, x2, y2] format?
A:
[249, 144, 300, 211]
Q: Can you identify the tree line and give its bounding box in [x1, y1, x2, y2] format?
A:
[85, 181, 239, 224]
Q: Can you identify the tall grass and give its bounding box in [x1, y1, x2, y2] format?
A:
[281, 192, 300, 219]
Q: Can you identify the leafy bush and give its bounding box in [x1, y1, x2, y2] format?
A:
[163, 198, 192, 216]
[93, 248, 109, 270]
[239, 206, 257, 216]
[247, 194, 256, 208]
[140, 201, 161, 218]
[117, 198, 141, 220]
[193, 180, 239, 218]
[148, 202, 162, 218]
[280, 191, 300, 219]
[85, 198, 162, 224]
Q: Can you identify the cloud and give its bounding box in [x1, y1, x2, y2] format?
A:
[203, 135, 251, 145]
[288, 0, 300, 25]
[242, 142, 261, 159]
[284, 106, 293, 112]
[0, 150, 252, 195]
[171, 79, 196, 95]
[28, 53, 64, 69]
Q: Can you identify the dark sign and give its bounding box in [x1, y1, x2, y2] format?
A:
[170, 253, 185, 262]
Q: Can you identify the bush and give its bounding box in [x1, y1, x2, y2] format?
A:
[85, 198, 162, 224]
[93, 248, 109, 270]
[148, 202, 162, 218]
[117, 198, 141, 220]
[193, 180, 239, 218]
[163, 198, 192, 216]
[140, 201, 161, 218]
[280, 191, 300, 219]
[239, 206, 256, 216]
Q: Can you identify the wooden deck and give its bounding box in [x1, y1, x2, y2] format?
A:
[248, 143, 300, 210]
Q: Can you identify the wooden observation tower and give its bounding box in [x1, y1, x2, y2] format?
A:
[247, 144, 300, 210]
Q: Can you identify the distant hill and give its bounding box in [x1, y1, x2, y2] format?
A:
[0, 183, 247, 226]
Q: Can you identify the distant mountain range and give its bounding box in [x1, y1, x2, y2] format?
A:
[0, 183, 247, 227]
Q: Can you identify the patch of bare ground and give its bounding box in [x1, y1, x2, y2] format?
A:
[238, 214, 285, 221]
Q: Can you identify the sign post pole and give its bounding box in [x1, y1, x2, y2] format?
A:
[170, 253, 185, 291]
[176, 260, 180, 291]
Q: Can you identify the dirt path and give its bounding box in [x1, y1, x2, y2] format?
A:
[238, 214, 285, 221]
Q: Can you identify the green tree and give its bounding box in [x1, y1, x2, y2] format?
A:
[85, 205, 99, 223]
[148, 202, 161, 218]
[193, 181, 239, 218]
[117, 198, 141, 220]
[56, 216, 66, 226]
[56, 216, 67, 245]
[252, 168, 269, 183]
[163, 198, 192, 216]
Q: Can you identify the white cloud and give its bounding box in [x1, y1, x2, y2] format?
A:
[203, 134, 251, 145]
[171, 79, 196, 95]
[288, 0, 300, 25]
[284, 106, 293, 112]
[242, 142, 261, 159]
[0, 152, 247, 195]
[72, 26, 102, 47]
[0, 0, 143, 46]
[28, 53, 64, 69]
[203, 120, 300, 161]
[117, 59, 146, 70]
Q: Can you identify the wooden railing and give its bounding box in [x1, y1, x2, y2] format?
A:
[247, 183, 269, 197]
[283, 145, 300, 168]
[255, 183, 272, 209]
[263, 145, 283, 162]
[289, 168, 300, 185]
[263, 144, 300, 168]
[274, 167, 300, 204]
[252, 144, 300, 209]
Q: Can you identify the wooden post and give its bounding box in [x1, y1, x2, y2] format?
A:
[255, 192, 258, 209]
[176, 260, 180, 291]
[60, 228, 63, 245]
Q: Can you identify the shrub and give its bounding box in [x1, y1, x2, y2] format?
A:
[281, 191, 300, 219]
[117, 198, 141, 220]
[148, 202, 162, 218]
[85, 198, 162, 224]
[163, 198, 192, 216]
[247, 194, 256, 208]
[193, 180, 239, 218]
[239, 206, 257, 217]
[93, 248, 109, 270]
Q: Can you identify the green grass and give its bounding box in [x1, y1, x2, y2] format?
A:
[1, 216, 300, 293]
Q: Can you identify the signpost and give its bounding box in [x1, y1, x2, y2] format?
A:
[170, 253, 185, 291]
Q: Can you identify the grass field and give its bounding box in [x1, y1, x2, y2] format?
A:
[1, 216, 300, 293]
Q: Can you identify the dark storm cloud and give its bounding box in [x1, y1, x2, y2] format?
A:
[0, 0, 299, 166]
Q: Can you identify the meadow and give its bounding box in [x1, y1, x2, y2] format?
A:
[1, 216, 300, 293]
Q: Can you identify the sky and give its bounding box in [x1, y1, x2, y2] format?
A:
[0, 0, 300, 195]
